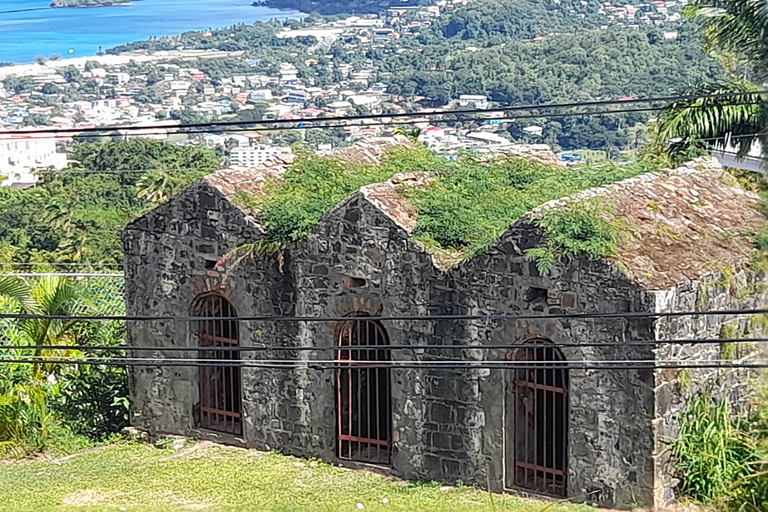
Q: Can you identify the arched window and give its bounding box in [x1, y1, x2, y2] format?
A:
[336, 317, 391, 465]
[511, 341, 569, 497]
[193, 294, 242, 435]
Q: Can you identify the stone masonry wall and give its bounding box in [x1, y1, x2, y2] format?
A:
[652, 267, 768, 507]
[122, 181, 269, 438]
[124, 184, 748, 510]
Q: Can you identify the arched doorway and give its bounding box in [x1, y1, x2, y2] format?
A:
[336, 317, 391, 465]
[193, 294, 242, 435]
[508, 340, 569, 497]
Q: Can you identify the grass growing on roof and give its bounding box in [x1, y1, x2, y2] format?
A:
[0, 440, 596, 512]
[405, 156, 649, 261]
[238, 146, 653, 263]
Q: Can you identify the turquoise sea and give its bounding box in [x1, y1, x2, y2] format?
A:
[0, 0, 301, 64]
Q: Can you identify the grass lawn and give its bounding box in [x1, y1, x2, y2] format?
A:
[0, 441, 594, 512]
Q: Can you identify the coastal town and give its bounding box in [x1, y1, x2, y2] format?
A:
[0, 0, 693, 188]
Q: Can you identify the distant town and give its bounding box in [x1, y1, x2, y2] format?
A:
[1, 0, 695, 188]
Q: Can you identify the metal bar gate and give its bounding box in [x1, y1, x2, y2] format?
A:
[512, 343, 569, 497]
[336, 319, 391, 465]
[195, 295, 243, 436]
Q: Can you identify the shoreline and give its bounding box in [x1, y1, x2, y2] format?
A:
[0, 2, 302, 66]
[0, 50, 246, 80]
[51, 2, 131, 8]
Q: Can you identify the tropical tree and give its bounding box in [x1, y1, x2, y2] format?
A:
[0, 276, 86, 455]
[654, 0, 768, 158]
[0, 277, 35, 310]
[8, 276, 86, 377]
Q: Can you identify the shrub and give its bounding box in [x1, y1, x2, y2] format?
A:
[672, 388, 768, 510]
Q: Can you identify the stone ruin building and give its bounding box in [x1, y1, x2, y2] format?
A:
[122, 141, 768, 509]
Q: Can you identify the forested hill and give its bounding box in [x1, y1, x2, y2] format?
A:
[424, 0, 600, 40]
[384, 25, 719, 105]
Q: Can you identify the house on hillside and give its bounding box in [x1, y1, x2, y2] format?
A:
[122, 146, 768, 509]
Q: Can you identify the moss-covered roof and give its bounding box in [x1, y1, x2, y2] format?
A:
[523, 157, 765, 289]
[188, 141, 766, 289]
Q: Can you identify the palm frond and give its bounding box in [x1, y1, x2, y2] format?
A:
[684, 0, 768, 80]
[0, 277, 36, 312]
[219, 240, 284, 268]
[654, 80, 766, 158]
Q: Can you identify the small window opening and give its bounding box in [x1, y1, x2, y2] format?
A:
[204, 259, 217, 270]
[525, 287, 548, 303]
[345, 277, 367, 288]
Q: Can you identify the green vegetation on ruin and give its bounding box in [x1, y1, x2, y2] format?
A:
[238, 145, 653, 268]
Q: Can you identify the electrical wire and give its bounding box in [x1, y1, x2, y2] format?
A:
[0, 273, 124, 278]
[3, 90, 764, 137]
[0, 356, 764, 371]
[21, 102, 760, 141]
[0, 336, 765, 353]
[0, 306, 766, 322]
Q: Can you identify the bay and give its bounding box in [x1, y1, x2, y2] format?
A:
[0, 0, 300, 64]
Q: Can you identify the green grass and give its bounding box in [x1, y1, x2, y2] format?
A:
[0, 441, 592, 512]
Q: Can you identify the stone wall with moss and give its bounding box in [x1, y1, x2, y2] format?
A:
[651, 266, 768, 507]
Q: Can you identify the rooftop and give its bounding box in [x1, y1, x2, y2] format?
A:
[526, 158, 765, 289]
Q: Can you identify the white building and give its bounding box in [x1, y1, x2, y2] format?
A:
[251, 90, 273, 101]
[458, 95, 489, 108]
[466, 131, 511, 145]
[0, 134, 68, 188]
[230, 145, 292, 167]
[285, 89, 309, 104]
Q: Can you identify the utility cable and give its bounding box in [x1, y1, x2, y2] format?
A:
[1, 357, 765, 371]
[2, 90, 763, 137]
[0, 306, 765, 322]
[0, 336, 765, 353]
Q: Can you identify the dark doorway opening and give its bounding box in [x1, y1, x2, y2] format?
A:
[508, 341, 569, 497]
[193, 294, 242, 435]
[336, 317, 391, 465]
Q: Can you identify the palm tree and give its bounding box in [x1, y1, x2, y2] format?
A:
[21, 276, 85, 377]
[42, 199, 75, 234]
[654, 0, 768, 158]
[1, 276, 86, 377]
[0, 277, 35, 310]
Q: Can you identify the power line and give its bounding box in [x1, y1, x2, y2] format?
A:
[0, 356, 764, 371]
[0, 336, 763, 353]
[13, 97, 759, 144]
[23, 128, 765, 177]
[0, 306, 765, 322]
[0, 262, 123, 266]
[2, 90, 764, 138]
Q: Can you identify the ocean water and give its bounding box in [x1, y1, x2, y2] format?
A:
[0, 0, 301, 64]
